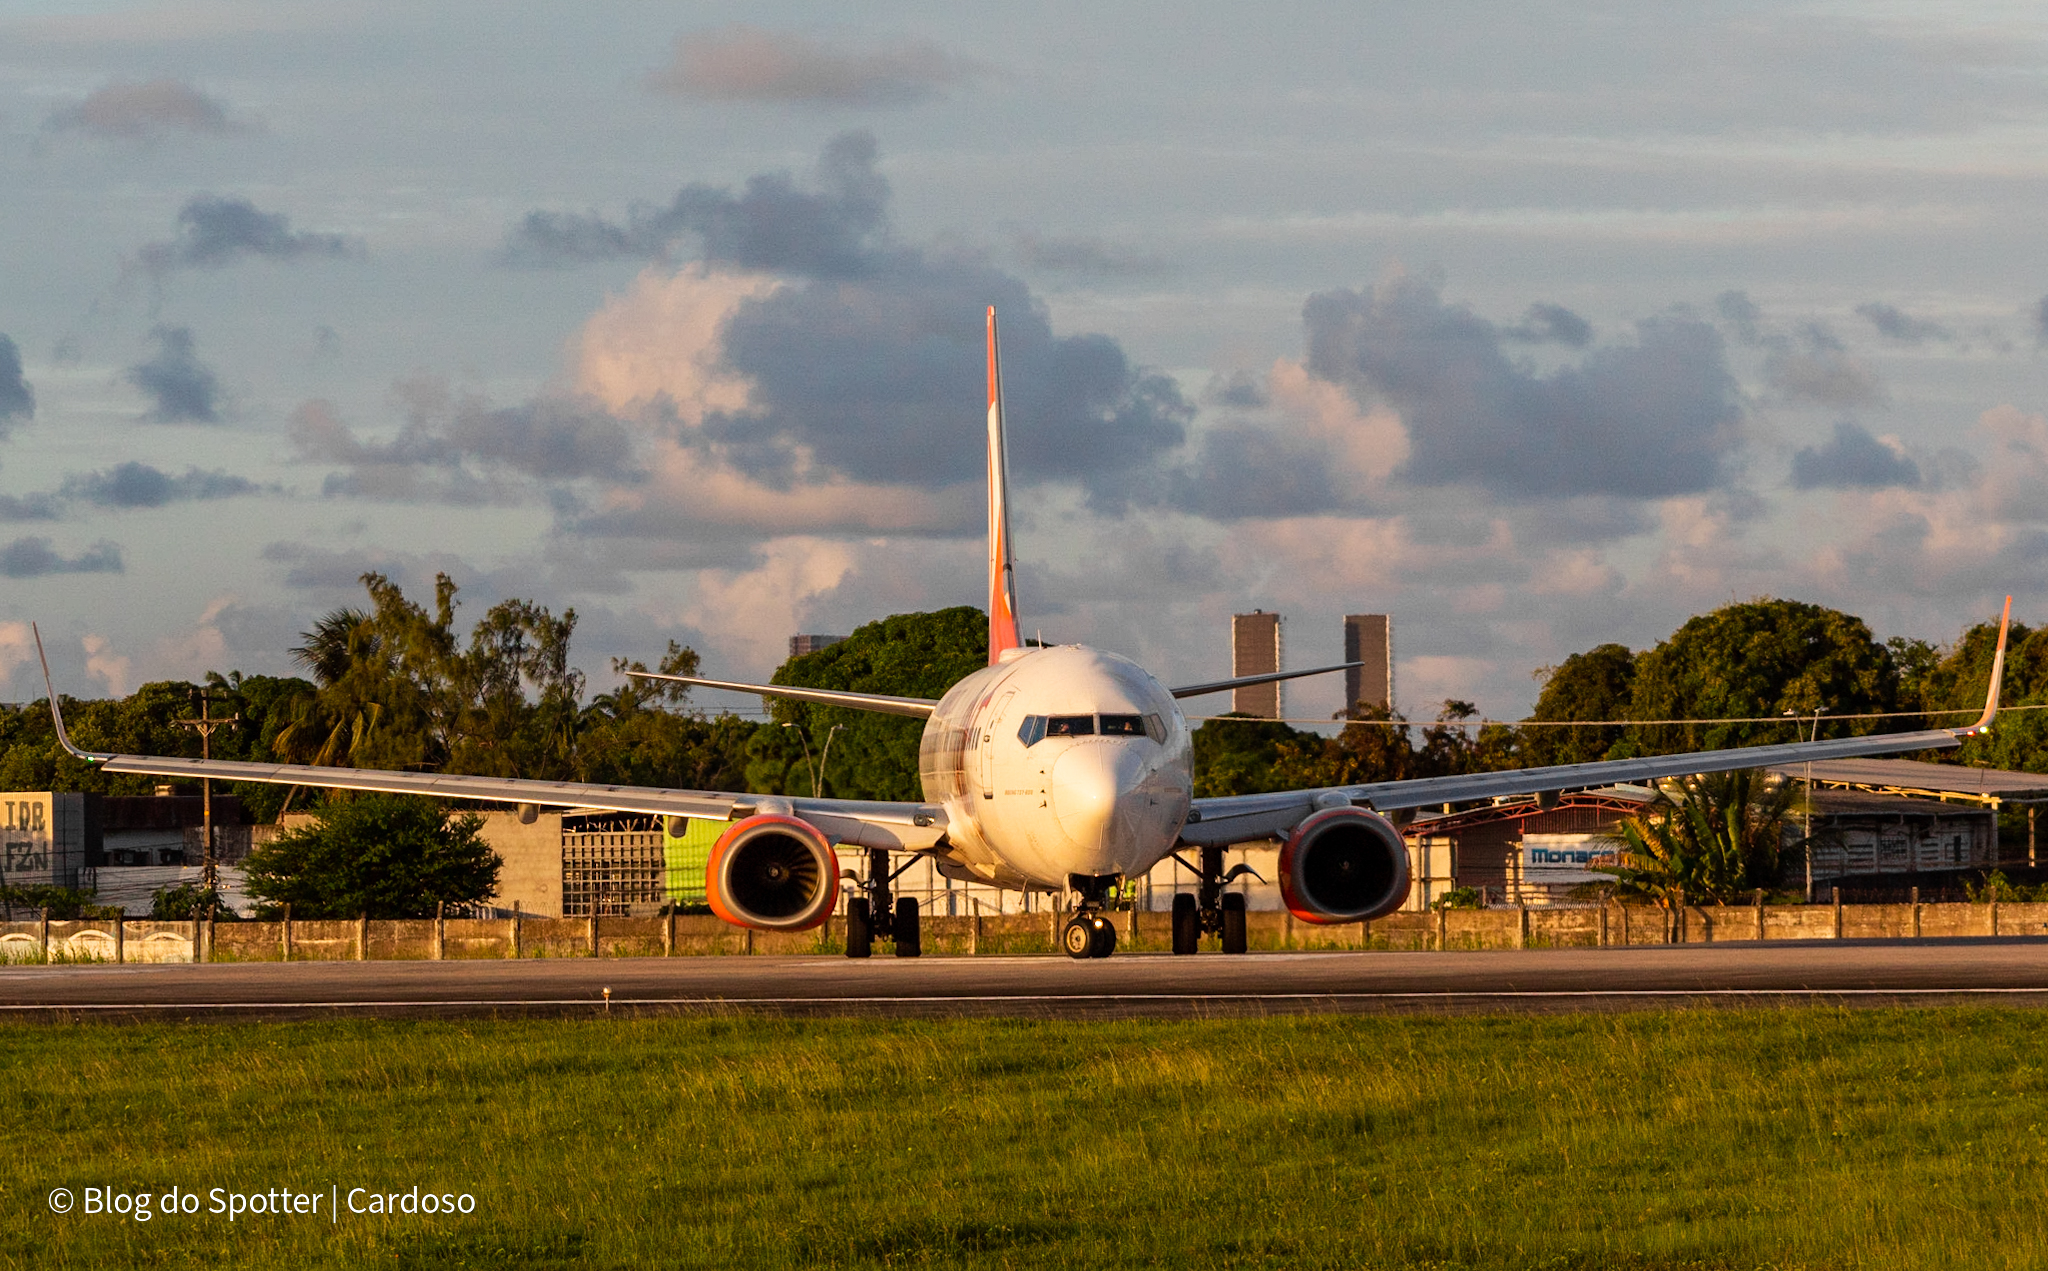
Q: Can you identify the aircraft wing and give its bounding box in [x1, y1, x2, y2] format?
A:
[628, 670, 936, 719]
[1167, 661, 1364, 700]
[31, 631, 947, 853]
[1182, 598, 2011, 850]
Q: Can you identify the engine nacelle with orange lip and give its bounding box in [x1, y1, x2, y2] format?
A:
[1278, 806, 1411, 923]
[706, 814, 841, 932]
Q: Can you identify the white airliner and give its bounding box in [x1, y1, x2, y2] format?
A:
[36, 310, 2012, 960]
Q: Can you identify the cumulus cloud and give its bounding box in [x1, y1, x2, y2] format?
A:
[1012, 232, 1165, 278]
[1791, 421, 1921, 489]
[0, 537, 122, 578]
[81, 633, 131, 695]
[288, 386, 639, 504]
[1856, 302, 1949, 345]
[1302, 275, 1744, 500]
[646, 25, 981, 107]
[0, 622, 32, 686]
[0, 334, 32, 432]
[62, 462, 263, 507]
[127, 326, 220, 423]
[1761, 322, 1885, 409]
[1503, 302, 1594, 347]
[503, 130, 889, 271]
[1786, 405, 2048, 616]
[0, 493, 61, 521]
[45, 79, 241, 140]
[541, 134, 1189, 531]
[1715, 290, 1765, 345]
[137, 195, 359, 274]
[0, 463, 259, 520]
[1159, 359, 1407, 520]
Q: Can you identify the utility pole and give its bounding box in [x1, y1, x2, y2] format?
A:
[176, 691, 240, 898]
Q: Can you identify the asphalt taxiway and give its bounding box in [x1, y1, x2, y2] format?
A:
[6, 941, 2048, 1020]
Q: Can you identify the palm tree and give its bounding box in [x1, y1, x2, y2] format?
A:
[289, 608, 375, 688]
[1599, 769, 1805, 905]
[271, 608, 384, 814]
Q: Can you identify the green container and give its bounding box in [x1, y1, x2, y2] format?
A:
[662, 818, 721, 906]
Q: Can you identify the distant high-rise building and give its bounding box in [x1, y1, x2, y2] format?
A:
[1231, 610, 1284, 719]
[788, 634, 845, 659]
[1344, 614, 1393, 714]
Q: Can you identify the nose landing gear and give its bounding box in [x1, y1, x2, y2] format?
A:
[1061, 913, 1118, 959]
[841, 848, 922, 959]
[1060, 873, 1124, 959]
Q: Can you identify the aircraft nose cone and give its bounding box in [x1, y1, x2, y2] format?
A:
[1050, 743, 1148, 863]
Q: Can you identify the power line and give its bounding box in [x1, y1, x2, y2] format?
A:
[1187, 703, 2048, 729]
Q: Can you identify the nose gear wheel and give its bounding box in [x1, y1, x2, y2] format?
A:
[1062, 913, 1117, 959]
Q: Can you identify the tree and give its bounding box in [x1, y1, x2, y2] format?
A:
[241, 795, 501, 918]
[1599, 770, 1802, 905]
[753, 608, 989, 801]
[1193, 715, 1329, 797]
[1626, 599, 1897, 755]
[1523, 644, 1637, 766]
[576, 644, 756, 792]
[1907, 616, 2048, 774]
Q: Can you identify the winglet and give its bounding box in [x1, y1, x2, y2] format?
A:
[986, 307, 1022, 665]
[31, 623, 104, 763]
[1953, 595, 2012, 738]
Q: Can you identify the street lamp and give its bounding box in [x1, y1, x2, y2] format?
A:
[1785, 705, 1827, 900]
[781, 722, 846, 799]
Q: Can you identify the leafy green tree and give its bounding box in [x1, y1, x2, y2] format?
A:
[0, 886, 116, 921]
[1193, 715, 1330, 797]
[575, 644, 757, 792]
[241, 795, 500, 918]
[1599, 770, 1802, 905]
[1523, 643, 1637, 766]
[147, 883, 237, 921]
[753, 608, 989, 801]
[1626, 599, 1897, 755]
[1907, 616, 2048, 774]
[1268, 705, 1418, 790]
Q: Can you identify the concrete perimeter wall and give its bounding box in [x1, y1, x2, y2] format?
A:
[5, 899, 2048, 962]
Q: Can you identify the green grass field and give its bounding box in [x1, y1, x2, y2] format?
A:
[5, 1007, 2048, 1269]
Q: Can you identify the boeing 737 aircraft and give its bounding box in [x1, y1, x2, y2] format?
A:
[37, 309, 2012, 960]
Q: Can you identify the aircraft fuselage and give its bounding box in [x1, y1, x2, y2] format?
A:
[917, 645, 1194, 891]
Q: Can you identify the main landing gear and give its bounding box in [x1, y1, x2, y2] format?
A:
[842, 847, 921, 959]
[1170, 845, 1255, 956]
[1061, 874, 1121, 960]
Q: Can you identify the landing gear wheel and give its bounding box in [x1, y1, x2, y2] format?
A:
[1221, 892, 1248, 955]
[1171, 893, 1199, 955]
[1062, 917, 1096, 960]
[893, 897, 921, 958]
[1089, 916, 1117, 959]
[845, 897, 873, 959]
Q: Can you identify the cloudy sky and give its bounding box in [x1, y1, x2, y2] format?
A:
[2, 0, 2046, 723]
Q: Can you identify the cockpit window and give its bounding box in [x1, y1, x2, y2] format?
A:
[1019, 713, 1157, 747]
[1045, 715, 1096, 738]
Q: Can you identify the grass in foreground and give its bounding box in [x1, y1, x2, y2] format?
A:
[4, 1008, 2048, 1269]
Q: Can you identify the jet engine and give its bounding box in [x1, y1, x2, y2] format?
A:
[1278, 806, 1411, 923]
[705, 814, 840, 932]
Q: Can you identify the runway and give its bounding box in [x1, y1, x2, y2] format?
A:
[8, 941, 2048, 1020]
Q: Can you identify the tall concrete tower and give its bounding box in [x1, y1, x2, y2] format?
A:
[1231, 610, 1284, 718]
[1344, 614, 1394, 715]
